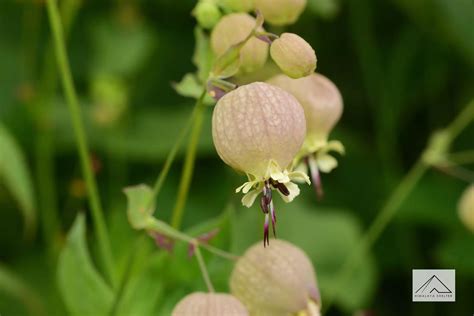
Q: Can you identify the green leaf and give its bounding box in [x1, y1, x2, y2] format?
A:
[232, 200, 377, 311]
[123, 184, 155, 230]
[173, 73, 214, 104]
[114, 245, 165, 316]
[193, 27, 215, 82]
[53, 104, 215, 162]
[90, 17, 155, 76]
[57, 214, 114, 316]
[0, 123, 36, 237]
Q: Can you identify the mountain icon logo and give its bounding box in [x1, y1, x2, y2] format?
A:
[415, 275, 452, 294]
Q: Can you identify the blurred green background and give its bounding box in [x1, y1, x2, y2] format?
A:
[0, 0, 473, 315]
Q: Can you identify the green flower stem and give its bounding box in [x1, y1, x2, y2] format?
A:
[35, 0, 81, 258]
[171, 91, 207, 229]
[145, 217, 238, 260]
[448, 150, 474, 165]
[324, 100, 474, 312]
[147, 91, 207, 210]
[194, 244, 215, 292]
[46, 0, 116, 286]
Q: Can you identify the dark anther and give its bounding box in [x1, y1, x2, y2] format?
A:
[260, 195, 269, 214]
[270, 179, 290, 196]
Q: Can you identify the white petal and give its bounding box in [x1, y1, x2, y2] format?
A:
[317, 154, 338, 173]
[289, 170, 311, 184]
[241, 189, 261, 207]
[279, 182, 300, 203]
[325, 140, 345, 155]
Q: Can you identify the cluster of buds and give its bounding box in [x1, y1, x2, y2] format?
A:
[200, 0, 343, 243]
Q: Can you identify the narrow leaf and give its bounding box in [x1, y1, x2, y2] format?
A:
[57, 214, 113, 316]
[0, 123, 36, 237]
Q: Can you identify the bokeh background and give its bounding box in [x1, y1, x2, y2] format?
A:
[0, 0, 473, 315]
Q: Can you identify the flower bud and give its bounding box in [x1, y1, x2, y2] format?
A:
[255, 0, 306, 25]
[458, 185, 474, 233]
[211, 13, 268, 73]
[270, 33, 316, 79]
[193, 1, 222, 29]
[219, 0, 255, 12]
[172, 292, 248, 316]
[230, 239, 321, 316]
[212, 82, 306, 178]
[267, 73, 342, 148]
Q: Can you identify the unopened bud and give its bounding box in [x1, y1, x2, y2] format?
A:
[230, 239, 321, 316]
[172, 292, 248, 316]
[270, 33, 316, 78]
[219, 0, 255, 12]
[211, 13, 268, 73]
[458, 185, 474, 233]
[255, 0, 307, 25]
[193, 1, 222, 29]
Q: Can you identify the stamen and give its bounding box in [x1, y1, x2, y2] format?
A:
[263, 213, 270, 247]
[269, 179, 290, 196]
[269, 200, 276, 237]
[306, 155, 324, 200]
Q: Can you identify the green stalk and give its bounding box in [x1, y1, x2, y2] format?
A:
[45, 0, 115, 286]
[324, 100, 474, 312]
[35, 0, 81, 258]
[194, 245, 215, 292]
[171, 92, 207, 229]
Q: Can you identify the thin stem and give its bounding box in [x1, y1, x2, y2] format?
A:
[147, 92, 206, 211]
[434, 164, 474, 183]
[46, 0, 115, 286]
[448, 150, 474, 165]
[194, 244, 215, 292]
[146, 218, 237, 261]
[444, 100, 474, 142]
[324, 99, 473, 312]
[323, 160, 428, 312]
[35, 0, 81, 259]
[171, 91, 207, 229]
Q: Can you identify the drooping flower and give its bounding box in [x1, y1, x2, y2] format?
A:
[172, 292, 249, 316]
[458, 185, 474, 233]
[267, 73, 344, 199]
[270, 33, 317, 79]
[210, 13, 268, 73]
[212, 82, 309, 244]
[230, 239, 321, 316]
[254, 0, 307, 26]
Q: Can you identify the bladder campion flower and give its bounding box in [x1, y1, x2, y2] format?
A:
[211, 13, 268, 73]
[270, 33, 317, 78]
[212, 82, 309, 245]
[267, 73, 343, 199]
[458, 185, 474, 233]
[255, 0, 307, 25]
[172, 292, 249, 316]
[230, 239, 321, 316]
